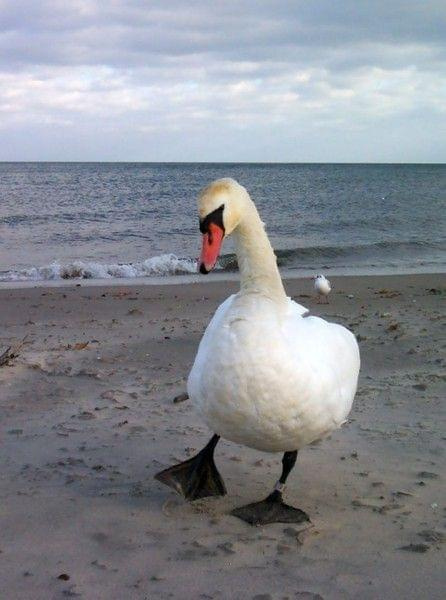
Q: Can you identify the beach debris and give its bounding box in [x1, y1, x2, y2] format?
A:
[65, 341, 89, 350]
[352, 497, 384, 509]
[392, 490, 413, 498]
[75, 411, 95, 420]
[412, 383, 427, 391]
[8, 428, 23, 435]
[173, 392, 189, 403]
[417, 471, 439, 479]
[376, 289, 401, 298]
[0, 335, 28, 367]
[399, 543, 430, 553]
[351, 496, 404, 513]
[57, 573, 70, 581]
[418, 529, 445, 544]
[74, 341, 89, 350]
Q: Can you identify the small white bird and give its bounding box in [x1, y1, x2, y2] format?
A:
[314, 274, 331, 303]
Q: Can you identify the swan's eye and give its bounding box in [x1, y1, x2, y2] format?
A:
[199, 204, 225, 234]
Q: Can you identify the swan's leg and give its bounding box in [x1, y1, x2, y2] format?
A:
[154, 434, 226, 501]
[231, 450, 310, 526]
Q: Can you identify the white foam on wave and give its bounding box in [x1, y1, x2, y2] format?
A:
[0, 254, 198, 282]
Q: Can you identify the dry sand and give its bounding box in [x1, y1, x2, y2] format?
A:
[0, 273, 445, 600]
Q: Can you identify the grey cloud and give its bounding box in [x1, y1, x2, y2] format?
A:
[2, 1, 445, 68]
[0, 1, 444, 161]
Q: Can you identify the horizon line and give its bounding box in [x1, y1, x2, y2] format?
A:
[0, 160, 445, 165]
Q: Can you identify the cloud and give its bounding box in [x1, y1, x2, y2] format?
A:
[0, 0, 445, 160]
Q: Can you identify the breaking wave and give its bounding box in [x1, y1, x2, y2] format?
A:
[1, 240, 444, 283]
[0, 254, 198, 282]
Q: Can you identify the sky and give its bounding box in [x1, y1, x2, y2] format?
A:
[0, 0, 445, 162]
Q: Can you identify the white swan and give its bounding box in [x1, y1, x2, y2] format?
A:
[156, 178, 360, 525]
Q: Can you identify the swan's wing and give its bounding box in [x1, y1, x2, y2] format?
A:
[201, 294, 236, 339]
[187, 294, 235, 395]
[284, 314, 360, 422]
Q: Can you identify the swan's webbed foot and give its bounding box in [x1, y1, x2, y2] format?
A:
[231, 451, 308, 526]
[154, 435, 226, 501]
[231, 490, 310, 526]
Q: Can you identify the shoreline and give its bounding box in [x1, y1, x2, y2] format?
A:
[0, 266, 444, 291]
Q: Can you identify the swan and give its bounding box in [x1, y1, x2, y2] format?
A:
[155, 178, 360, 525]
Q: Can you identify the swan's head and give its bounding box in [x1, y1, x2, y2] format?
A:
[197, 178, 249, 274]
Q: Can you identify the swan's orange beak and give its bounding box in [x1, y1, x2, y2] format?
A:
[199, 223, 224, 274]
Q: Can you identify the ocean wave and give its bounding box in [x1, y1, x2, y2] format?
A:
[1, 239, 444, 282]
[0, 254, 198, 282]
[222, 240, 446, 269]
[280, 240, 445, 264]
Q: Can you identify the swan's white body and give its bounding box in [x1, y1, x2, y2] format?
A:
[187, 179, 360, 453]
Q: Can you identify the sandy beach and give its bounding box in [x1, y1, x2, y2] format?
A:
[0, 273, 444, 600]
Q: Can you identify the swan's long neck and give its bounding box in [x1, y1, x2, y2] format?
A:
[233, 200, 287, 304]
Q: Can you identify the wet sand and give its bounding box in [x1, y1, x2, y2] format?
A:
[0, 273, 445, 600]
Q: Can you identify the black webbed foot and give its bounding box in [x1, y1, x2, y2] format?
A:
[231, 490, 310, 526]
[154, 435, 226, 501]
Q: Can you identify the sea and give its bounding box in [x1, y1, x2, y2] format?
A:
[0, 162, 445, 285]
